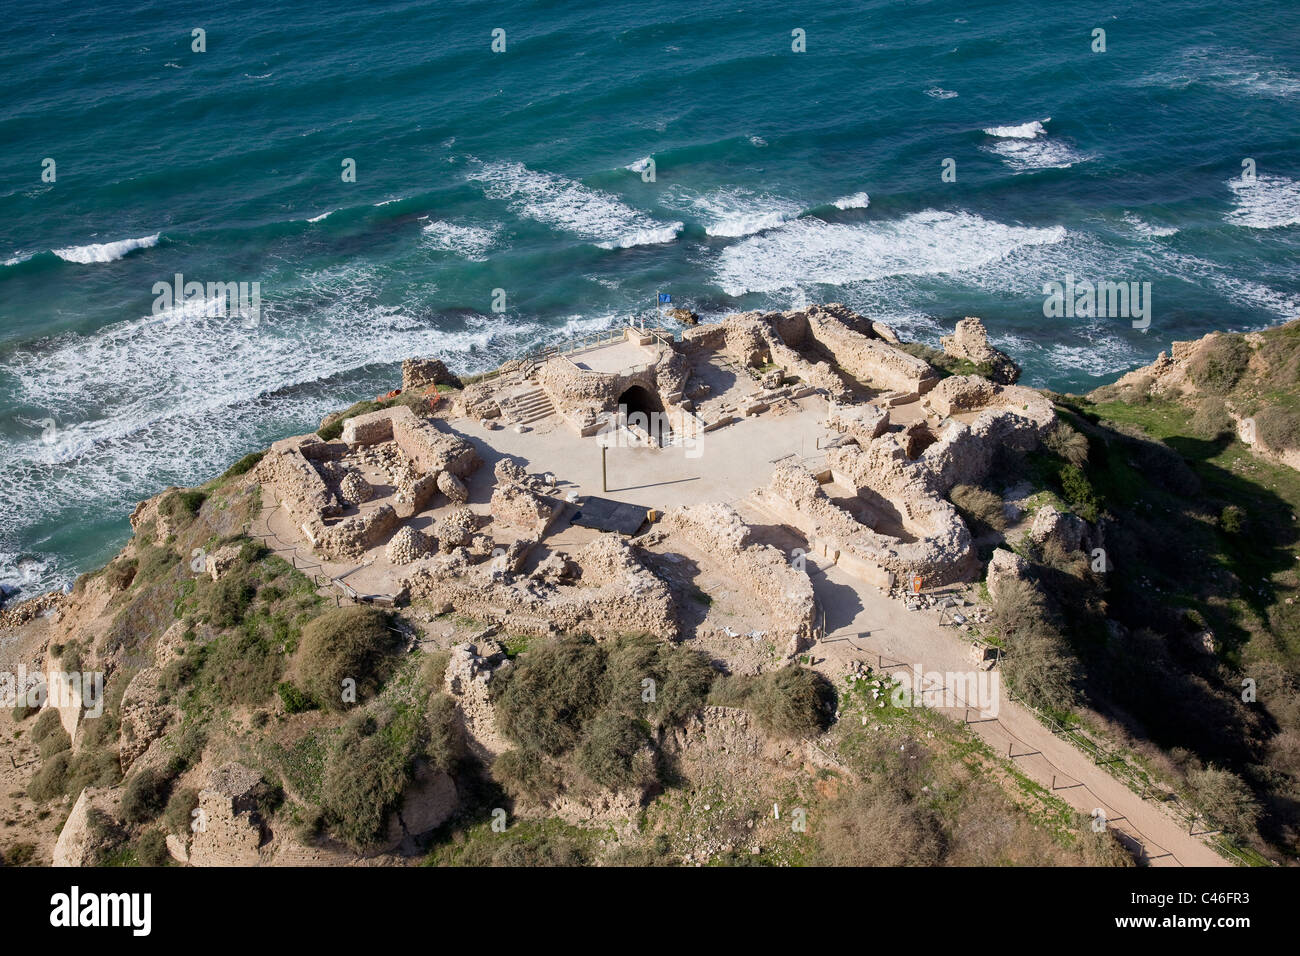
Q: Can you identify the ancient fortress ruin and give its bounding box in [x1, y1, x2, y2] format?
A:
[249, 304, 1053, 653]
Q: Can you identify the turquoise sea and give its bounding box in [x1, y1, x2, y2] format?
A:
[2, 0, 1299, 597]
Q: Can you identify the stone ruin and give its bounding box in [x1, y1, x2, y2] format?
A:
[254, 403, 483, 562]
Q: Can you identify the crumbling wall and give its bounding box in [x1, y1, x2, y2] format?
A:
[658, 503, 816, 643]
[307, 503, 401, 560]
[255, 437, 341, 522]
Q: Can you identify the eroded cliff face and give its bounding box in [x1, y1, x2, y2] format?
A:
[1093, 320, 1300, 473]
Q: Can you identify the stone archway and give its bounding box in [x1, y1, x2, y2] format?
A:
[616, 384, 669, 446]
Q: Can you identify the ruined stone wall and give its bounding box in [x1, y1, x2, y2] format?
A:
[659, 503, 816, 642]
[255, 437, 340, 522]
[803, 307, 938, 395]
[402, 535, 677, 640]
[307, 503, 401, 561]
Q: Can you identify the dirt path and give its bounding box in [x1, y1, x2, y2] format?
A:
[805, 558, 1229, 867]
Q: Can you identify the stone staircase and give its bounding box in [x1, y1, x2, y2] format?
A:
[503, 386, 556, 425]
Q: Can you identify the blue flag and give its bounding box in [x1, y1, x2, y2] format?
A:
[658, 293, 672, 304]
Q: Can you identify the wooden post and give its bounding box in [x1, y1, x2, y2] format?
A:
[601, 444, 608, 493]
[1051, 775, 1056, 790]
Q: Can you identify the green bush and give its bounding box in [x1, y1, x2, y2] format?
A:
[161, 489, 207, 522]
[492, 749, 563, 803]
[103, 558, 139, 591]
[1, 843, 37, 866]
[162, 787, 200, 835]
[293, 606, 398, 711]
[121, 766, 175, 824]
[602, 635, 713, 726]
[990, 577, 1078, 712]
[1185, 765, 1260, 840]
[1045, 422, 1090, 467]
[950, 484, 1007, 534]
[1058, 464, 1101, 523]
[202, 575, 255, 628]
[135, 828, 170, 866]
[425, 692, 465, 772]
[1220, 505, 1245, 535]
[1186, 335, 1251, 395]
[713, 666, 834, 740]
[1254, 405, 1300, 451]
[31, 709, 71, 760]
[27, 752, 70, 803]
[277, 681, 315, 714]
[575, 712, 654, 791]
[321, 704, 423, 850]
[219, 451, 265, 482]
[1190, 396, 1233, 440]
[492, 636, 606, 755]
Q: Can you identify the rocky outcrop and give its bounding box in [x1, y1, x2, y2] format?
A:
[986, 548, 1031, 604]
[1029, 504, 1087, 553]
[118, 667, 172, 773]
[941, 317, 1021, 385]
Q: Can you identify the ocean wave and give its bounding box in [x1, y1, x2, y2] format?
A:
[832, 192, 871, 210]
[0, 266, 560, 572]
[713, 210, 1066, 295]
[665, 186, 803, 238]
[983, 118, 1050, 139]
[420, 220, 501, 260]
[307, 209, 335, 223]
[1121, 212, 1179, 238]
[468, 160, 681, 249]
[51, 233, 159, 264]
[1225, 175, 1300, 230]
[925, 88, 958, 100]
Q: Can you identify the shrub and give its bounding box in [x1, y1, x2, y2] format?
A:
[64, 748, 122, 794]
[1185, 765, 1260, 840]
[1190, 396, 1233, 440]
[161, 489, 207, 522]
[27, 752, 70, 803]
[990, 577, 1078, 712]
[492, 749, 563, 803]
[950, 484, 1007, 534]
[135, 828, 170, 866]
[121, 767, 175, 824]
[199, 626, 283, 706]
[103, 558, 139, 591]
[492, 636, 606, 755]
[202, 575, 255, 628]
[745, 666, 835, 740]
[321, 704, 423, 850]
[602, 635, 713, 726]
[31, 710, 71, 760]
[425, 692, 465, 772]
[1058, 464, 1101, 523]
[1, 843, 36, 866]
[1186, 335, 1251, 394]
[814, 780, 944, 866]
[575, 712, 655, 791]
[1045, 422, 1090, 467]
[293, 606, 398, 711]
[1254, 405, 1300, 451]
[162, 787, 200, 835]
[1219, 505, 1245, 535]
[219, 451, 265, 482]
[277, 682, 315, 714]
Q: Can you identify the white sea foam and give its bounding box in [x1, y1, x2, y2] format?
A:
[469, 161, 681, 249]
[983, 118, 1050, 139]
[666, 186, 803, 237]
[3, 252, 34, 267]
[713, 210, 1066, 295]
[0, 264, 569, 587]
[925, 87, 958, 100]
[1121, 213, 1179, 238]
[307, 209, 335, 223]
[832, 192, 871, 210]
[420, 220, 501, 260]
[51, 234, 159, 264]
[1225, 175, 1300, 230]
[749, 136, 768, 147]
[625, 156, 653, 174]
